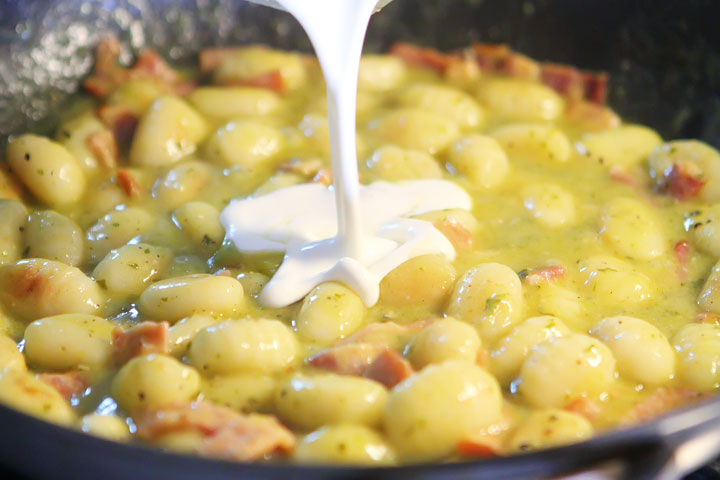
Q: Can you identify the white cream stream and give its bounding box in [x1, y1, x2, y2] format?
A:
[221, 0, 473, 307]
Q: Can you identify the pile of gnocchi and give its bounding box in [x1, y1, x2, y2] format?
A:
[0, 38, 718, 465]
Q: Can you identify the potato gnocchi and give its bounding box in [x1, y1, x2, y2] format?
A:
[0, 39, 717, 467]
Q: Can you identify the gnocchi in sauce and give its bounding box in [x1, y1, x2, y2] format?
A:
[0, 38, 718, 465]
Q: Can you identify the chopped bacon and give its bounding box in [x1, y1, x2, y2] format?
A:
[621, 387, 705, 425]
[97, 104, 139, 147]
[475, 348, 487, 367]
[199, 48, 238, 74]
[433, 216, 474, 252]
[564, 397, 602, 422]
[134, 401, 295, 461]
[471, 43, 540, 80]
[666, 163, 707, 201]
[457, 439, 501, 458]
[236, 70, 287, 93]
[519, 265, 567, 286]
[84, 36, 185, 98]
[389, 42, 455, 73]
[674, 240, 692, 282]
[696, 312, 720, 325]
[86, 129, 118, 169]
[541, 63, 584, 101]
[582, 71, 609, 104]
[565, 100, 620, 131]
[129, 49, 180, 85]
[37, 372, 89, 400]
[116, 169, 143, 198]
[362, 349, 414, 389]
[112, 321, 170, 366]
[308, 342, 387, 376]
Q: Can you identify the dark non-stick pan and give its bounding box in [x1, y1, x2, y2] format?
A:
[0, 0, 719, 478]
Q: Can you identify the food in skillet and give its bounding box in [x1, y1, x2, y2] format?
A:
[0, 37, 718, 464]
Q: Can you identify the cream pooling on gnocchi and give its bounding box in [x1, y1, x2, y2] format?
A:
[221, 0, 473, 308]
[0, 11, 719, 468]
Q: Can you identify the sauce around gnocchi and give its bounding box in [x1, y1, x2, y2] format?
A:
[0, 37, 718, 465]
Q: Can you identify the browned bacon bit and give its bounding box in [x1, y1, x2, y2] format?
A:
[112, 321, 170, 366]
[609, 165, 640, 188]
[97, 104, 139, 147]
[362, 349, 414, 389]
[456, 439, 501, 458]
[565, 100, 621, 132]
[199, 48, 238, 74]
[236, 70, 287, 93]
[198, 414, 296, 461]
[116, 169, 143, 198]
[582, 71, 609, 105]
[475, 349, 487, 367]
[621, 387, 705, 425]
[674, 240, 692, 281]
[37, 372, 89, 400]
[278, 158, 324, 177]
[308, 343, 387, 376]
[86, 129, 118, 169]
[519, 265, 567, 286]
[134, 401, 295, 461]
[471, 43, 540, 80]
[540, 63, 584, 101]
[389, 42, 455, 73]
[433, 216, 474, 252]
[666, 163, 707, 201]
[84, 36, 186, 98]
[696, 312, 720, 325]
[564, 397, 602, 422]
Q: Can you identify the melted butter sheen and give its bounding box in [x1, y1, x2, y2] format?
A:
[221, 180, 471, 307]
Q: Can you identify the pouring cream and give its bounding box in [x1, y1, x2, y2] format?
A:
[221, 0, 473, 307]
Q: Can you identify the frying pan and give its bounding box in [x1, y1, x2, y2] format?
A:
[0, 0, 719, 478]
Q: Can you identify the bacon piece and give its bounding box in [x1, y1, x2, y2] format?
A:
[199, 48, 238, 74]
[564, 397, 602, 422]
[362, 349, 413, 389]
[116, 169, 143, 198]
[582, 71, 609, 104]
[233, 70, 287, 93]
[674, 240, 692, 282]
[134, 401, 295, 461]
[86, 129, 118, 169]
[308, 343, 387, 376]
[457, 439, 501, 458]
[198, 414, 296, 461]
[129, 49, 180, 85]
[37, 372, 89, 400]
[666, 164, 707, 201]
[565, 100, 620, 132]
[433, 216, 474, 252]
[471, 43, 539, 79]
[389, 42, 455, 73]
[540, 63, 584, 101]
[97, 104, 139, 147]
[84, 36, 185, 98]
[112, 321, 170, 366]
[519, 265, 567, 286]
[621, 387, 705, 425]
[696, 312, 720, 325]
